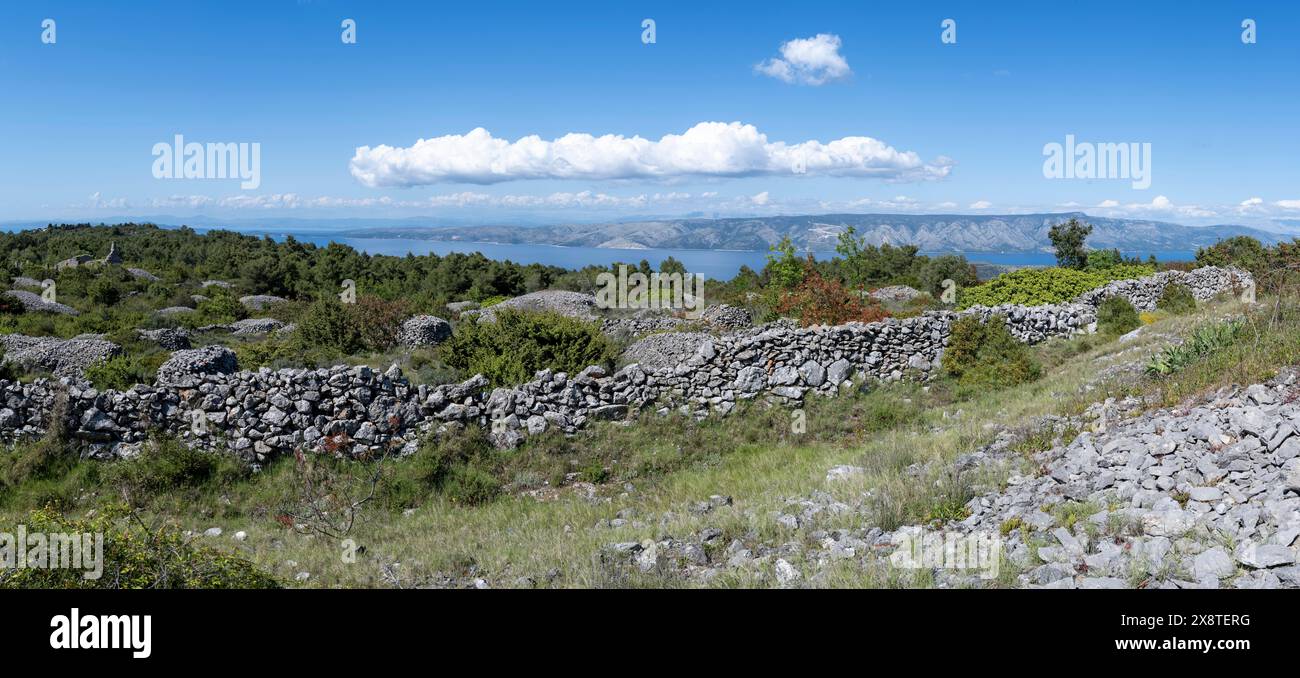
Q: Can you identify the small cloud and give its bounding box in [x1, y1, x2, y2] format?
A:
[751, 191, 771, 206]
[755, 33, 852, 86]
[968, 200, 992, 209]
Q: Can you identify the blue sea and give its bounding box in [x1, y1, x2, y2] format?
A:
[220, 230, 1199, 281]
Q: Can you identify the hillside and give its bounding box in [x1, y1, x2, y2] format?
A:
[2, 224, 1297, 590]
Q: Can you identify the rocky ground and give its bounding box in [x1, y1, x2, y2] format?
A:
[591, 369, 1300, 589]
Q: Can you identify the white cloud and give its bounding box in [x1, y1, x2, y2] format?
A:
[349, 122, 949, 187]
[1091, 195, 1217, 219]
[755, 33, 852, 85]
[968, 200, 992, 209]
[750, 191, 771, 206]
[89, 192, 129, 209]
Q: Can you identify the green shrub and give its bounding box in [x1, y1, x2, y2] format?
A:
[103, 437, 246, 501]
[1096, 296, 1141, 336]
[441, 309, 616, 386]
[0, 390, 72, 490]
[0, 294, 24, 315]
[83, 354, 166, 390]
[296, 298, 365, 354]
[1146, 319, 1245, 376]
[380, 427, 500, 508]
[193, 289, 248, 325]
[348, 295, 409, 351]
[86, 277, 122, 307]
[958, 265, 1154, 309]
[1156, 283, 1197, 315]
[0, 347, 16, 382]
[942, 314, 1042, 389]
[0, 504, 279, 589]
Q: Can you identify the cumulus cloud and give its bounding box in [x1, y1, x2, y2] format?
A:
[348, 121, 949, 187]
[89, 192, 129, 209]
[968, 200, 992, 209]
[755, 33, 852, 85]
[1091, 195, 1218, 219]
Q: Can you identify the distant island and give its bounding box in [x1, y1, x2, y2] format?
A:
[341, 212, 1291, 254]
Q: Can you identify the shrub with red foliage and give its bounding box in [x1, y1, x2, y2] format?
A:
[347, 295, 410, 351]
[775, 267, 891, 326]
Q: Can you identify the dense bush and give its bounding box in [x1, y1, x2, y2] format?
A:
[0, 505, 279, 589]
[83, 354, 167, 390]
[958, 264, 1154, 309]
[193, 288, 248, 325]
[348, 295, 409, 351]
[1156, 283, 1197, 315]
[440, 309, 616, 386]
[1096, 296, 1141, 335]
[941, 315, 1042, 389]
[1195, 236, 1270, 280]
[0, 294, 23, 315]
[103, 437, 246, 501]
[1196, 236, 1300, 294]
[296, 298, 365, 354]
[774, 267, 890, 326]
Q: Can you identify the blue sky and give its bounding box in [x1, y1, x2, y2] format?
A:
[1, 0, 1298, 227]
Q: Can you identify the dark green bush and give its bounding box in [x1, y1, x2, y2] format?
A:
[86, 277, 122, 307]
[1156, 283, 1197, 315]
[441, 309, 616, 386]
[942, 314, 1042, 390]
[1096, 296, 1141, 335]
[296, 298, 365, 354]
[194, 289, 248, 325]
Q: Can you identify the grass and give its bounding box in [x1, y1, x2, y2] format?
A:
[3, 291, 1295, 588]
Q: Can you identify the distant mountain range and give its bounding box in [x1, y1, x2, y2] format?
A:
[342, 212, 1292, 253]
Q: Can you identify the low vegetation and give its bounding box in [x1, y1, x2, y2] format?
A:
[1096, 296, 1141, 336]
[440, 309, 617, 386]
[941, 314, 1042, 392]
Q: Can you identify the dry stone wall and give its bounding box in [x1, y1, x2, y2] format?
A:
[0, 267, 1253, 458]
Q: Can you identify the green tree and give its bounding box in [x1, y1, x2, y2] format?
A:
[764, 236, 806, 291]
[1049, 218, 1093, 270]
